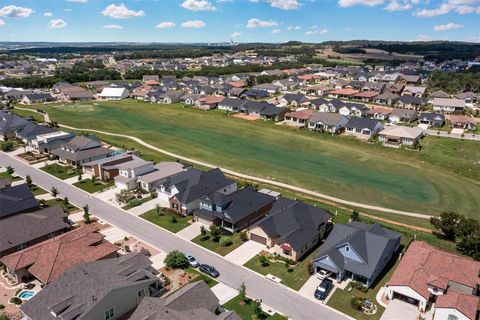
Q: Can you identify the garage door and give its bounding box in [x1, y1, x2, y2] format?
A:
[250, 233, 267, 245]
[393, 292, 419, 306]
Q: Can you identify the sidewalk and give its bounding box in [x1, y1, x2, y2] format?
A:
[176, 222, 203, 240]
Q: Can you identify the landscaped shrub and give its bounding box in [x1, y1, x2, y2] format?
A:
[10, 297, 22, 305]
[240, 231, 248, 241]
[219, 236, 233, 246]
[1, 141, 15, 152]
[128, 199, 142, 208]
[350, 297, 363, 311]
[164, 250, 188, 269]
[259, 255, 270, 267]
[0, 304, 5, 309]
[351, 281, 368, 293]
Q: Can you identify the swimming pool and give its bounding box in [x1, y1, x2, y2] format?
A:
[17, 290, 36, 300]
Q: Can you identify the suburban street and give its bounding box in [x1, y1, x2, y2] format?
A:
[0, 151, 350, 320]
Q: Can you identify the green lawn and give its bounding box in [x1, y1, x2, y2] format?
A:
[244, 247, 320, 291]
[73, 179, 113, 193]
[141, 208, 192, 233]
[223, 295, 287, 320]
[121, 195, 152, 210]
[42, 198, 79, 213]
[31, 185, 47, 196]
[0, 172, 22, 181]
[185, 267, 218, 288]
[12, 108, 45, 123]
[41, 163, 81, 180]
[192, 231, 245, 256]
[36, 101, 480, 219]
[327, 239, 412, 320]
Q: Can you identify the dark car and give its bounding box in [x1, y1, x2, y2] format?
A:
[314, 279, 333, 300]
[199, 264, 220, 278]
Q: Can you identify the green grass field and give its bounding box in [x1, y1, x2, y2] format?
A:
[192, 232, 244, 256]
[141, 209, 192, 233]
[73, 179, 114, 193]
[36, 101, 480, 219]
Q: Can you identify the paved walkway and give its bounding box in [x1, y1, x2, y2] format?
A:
[35, 193, 55, 200]
[54, 123, 431, 219]
[68, 211, 84, 223]
[128, 198, 165, 216]
[63, 175, 81, 185]
[224, 241, 265, 265]
[176, 222, 204, 240]
[211, 283, 239, 305]
[149, 251, 168, 270]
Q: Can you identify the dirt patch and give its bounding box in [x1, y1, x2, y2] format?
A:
[231, 113, 259, 121]
[0, 277, 22, 319]
[159, 268, 199, 292]
[113, 236, 160, 257]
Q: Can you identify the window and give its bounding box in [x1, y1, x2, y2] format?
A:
[137, 288, 145, 298]
[283, 249, 291, 256]
[345, 246, 350, 252]
[447, 315, 458, 320]
[104, 308, 114, 320]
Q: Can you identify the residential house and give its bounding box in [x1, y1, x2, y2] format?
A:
[194, 187, 276, 232]
[374, 92, 399, 106]
[217, 97, 246, 112]
[5, 89, 33, 101]
[248, 197, 332, 261]
[345, 118, 384, 139]
[432, 98, 466, 113]
[31, 131, 75, 153]
[21, 93, 55, 105]
[195, 95, 225, 110]
[309, 98, 330, 111]
[419, 113, 445, 127]
[143, 75, 160, 83]
[157, 168, 237, 216]
[367, 108, 392, 121]
[379, 125, 424, 148]
[279, 93, 310, 108]
[389, 108, 418, 124]
[15, 122, 57, 145]
[21, 253, 164, 320]
[0, 183, 38, 219]
[385, 241, 479, 320]
[137, 162, 186, 193]
[260, 105, 289, 121]
[241, 89, 269, 100]
[160, 91, 184, 104]
[401, 86, 427, 98]
[0, 110, 30, 140]
[328, 88, 359, 99]
[239, 101, 271, 118]
[398, 74, 421, 85]
[50, 136, 111, 166]
[1, 226, 118, 284]
[455, 92, 478, 105]
[284, 109, 314, 128]
[308, 112, 349, 134]
[351, 91, 379, 103]
[98, 87, 129, 100]
[339, 103, 370, 117]
[83, 152, 137, 181]
[449, 115, 477, 131]
[0, 206, 69, 258]
[305, 85, 332, 96]
[313, 222, 400, 287]
[252, 83, 280, 95]
[130, 281, 240, 320]
[113, 156, 155, 190]
[430, 90, 450, 99]
[394, 96, 427, 110]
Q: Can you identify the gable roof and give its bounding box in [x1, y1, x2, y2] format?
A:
[255, 197, 332, 251]
[313, 222, 400, 279]
[345, 117, 381, 131]
[309, 112, 347, 126]
[21, 253, 159, 320]
[0, 111, 30, 135]
[379, 125, 424, 139]
[1, 226, 118, 284]
[0, 206, 68, 254]
[0, 183, 38, 219]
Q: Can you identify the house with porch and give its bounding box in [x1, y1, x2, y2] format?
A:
[248, 197, 332, 261]
[385, 241, 479, 320]
[113, 156, 155, 190]
[379, 125, 424, 148]
[284, 109, 314, 128]
[388, 108, 418, 124]
[419, 113, 445, 127]
[449, 115, 477, 131]
[21, 253, 164, 320]
[50, 135, 111, 166]
[260, 105, 289, 121]
[157, 168, 237, 216]
[313, 222, 400, 287]
[432, 98, 466, 113]
[345, 118, 384, 139]
[308, 112, 349, 134]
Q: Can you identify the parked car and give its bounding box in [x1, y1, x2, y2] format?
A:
[185, 254, 199, 268]
[314, 279, 333, 301]
[199, 264, 220, 278]
[315, 269, 332, 281]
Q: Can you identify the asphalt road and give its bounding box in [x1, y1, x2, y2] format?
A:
[0, 151, 350, 320]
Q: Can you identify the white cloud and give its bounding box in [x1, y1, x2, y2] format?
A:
[338, 0, 384, 7]
[43, 12, 53, 17]
[66, 0, 88, 2]
[413, 0, 480, 17]
[271, 28, 281, 33]
[181, 20, 206, 28]
[246, 18, 279, 28]
[433, 22, 464, 31]
[0, 19, 4, 26]
[305, 28, 329, 35]
[384, 0, 412, 11]
[101, 3, 145, 19]
[156, 21, 175, 28]
[103, 24, 123, 29]
[231, 31, 242, 38]
[269, 0, 301, 9]
[0, 5, 34, 18]
[48, 18, 67, 29]
[180, 0, 217, 11]
[64, 9, 72, 12]
[287, 25, 301, 30]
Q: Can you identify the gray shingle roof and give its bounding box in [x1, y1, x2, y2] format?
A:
[0, 183, 38, 219]
[313, 222, 400, 279]
[0, 111, 30, 135]
[345, 117, 380, 131]
[309, 112, 347, 126]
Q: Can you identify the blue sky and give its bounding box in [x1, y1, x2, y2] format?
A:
[0, 0, 479, 43]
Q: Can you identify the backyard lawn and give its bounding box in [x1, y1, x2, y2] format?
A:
[41, 163, 81, 180]
[185, 267, 218, 288]
[73, 179, 114, 193]
[42, 198, 79, 213]
[244, 247, 320, 291]
[141, 208, 192, 233]
[223, 295, 287, 320]
[192, 231, 245, 256]
[36, 102, 480, 219]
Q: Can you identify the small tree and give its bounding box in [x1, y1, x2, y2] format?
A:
[239, 282, 247, 302]
[155, 204, 162, 215]
[430, 211, 462, 241]
[82, 204, 91, 224]
[6, 166, 14, 175]
[240, 231, 248, 241]
[164, 250, 188, 269]
[91, 175, 97, 183]
[210, 225, 220, 242]
[259, 255, 269, 267]
[170, 214, 178, 223]
[0, 140, 15, 152]
[253, 299, 263, 317]
[25, 175, 33, 188]
[51, 186, 59, 197]
[78, 173, 83, 182]
[63, 197, 69, 206]
[200, 225, 207, 236]
[351, 210, 361, 222]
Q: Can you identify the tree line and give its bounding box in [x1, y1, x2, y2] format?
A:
[427, 70, 480, 94]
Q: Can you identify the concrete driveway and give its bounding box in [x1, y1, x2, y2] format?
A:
[100, 226, 130, 243]
[149, 251, 168, 270]
[176, 222, 203, 240]
[380, 299, 419, 320]
[128, 198, 166, 216]
[211, 283, 239, 305]
[96, 187, 122, 207]
[299, 275, 322, 301]
[224, 241, 265, 265]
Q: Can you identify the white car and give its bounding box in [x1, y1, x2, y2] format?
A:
[315, 269, 332, 281]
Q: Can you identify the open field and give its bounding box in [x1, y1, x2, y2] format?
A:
[36, 101, 480, 219]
